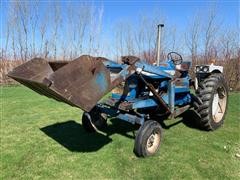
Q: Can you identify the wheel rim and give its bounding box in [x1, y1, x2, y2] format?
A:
[212, 87, 227, 123]
[146, 131, 160, 154]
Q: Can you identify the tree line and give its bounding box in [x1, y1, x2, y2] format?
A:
[1, 2, 239, 90]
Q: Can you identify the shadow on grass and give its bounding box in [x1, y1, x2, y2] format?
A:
[158, 110, 205, 131]
[180, 110, 204, 130]
[40, 119, 138, 152]
[40, 110, 203, 152]
[104, 118, 139, 137]
[40, 120, 112, 152]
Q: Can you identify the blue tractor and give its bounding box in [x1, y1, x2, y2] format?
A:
[81, 53, 228, 157]
[8, 25, 228, 157]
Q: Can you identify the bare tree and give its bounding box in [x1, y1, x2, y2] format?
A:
[29, 1, 39, 58]
[88, 4, 104, 56]
[16, 1, 29, 61]
[114, 21, 125, 60]
[203, 6, 220, 62]
[3, 16, 10, 61]
[134, 15, 146, 56]
[185, 13, 201, 63]
[50, 2, 61, 60]
[39, 15, 47, 57]
[125, 22, 135, 55]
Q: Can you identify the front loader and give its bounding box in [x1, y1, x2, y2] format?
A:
[8, 25, 228, 157]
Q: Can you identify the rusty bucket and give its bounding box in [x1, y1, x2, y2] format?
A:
[8, 55, 113, 112]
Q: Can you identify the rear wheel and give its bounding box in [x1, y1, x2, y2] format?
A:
[82, 107, 107, 132]
[134, 120, 163, 157]
[195, 74, 228, 130]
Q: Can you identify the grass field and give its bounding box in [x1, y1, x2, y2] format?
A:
[1, 86, 240, 179]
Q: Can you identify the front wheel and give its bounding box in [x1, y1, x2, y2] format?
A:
[134, 120, 163, 157]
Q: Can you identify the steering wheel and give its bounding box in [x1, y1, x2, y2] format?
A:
[167, 52, 183, 65]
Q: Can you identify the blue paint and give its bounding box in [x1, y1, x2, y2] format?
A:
[135, 61, 174, 79]
[132, 99, 158, 109]
[175, 87, 190, 93]
[95, 58, 193, 125]
[175, 76, 190, 93]
[159, 81, 168, 89]
[95, 72, 107, 93]
[168, 81, 175, 113]
[175, 93, 191, 106]
[117, 113, 145, 125]
[103, 60, 124, 69]
[111, 77, 138, 100]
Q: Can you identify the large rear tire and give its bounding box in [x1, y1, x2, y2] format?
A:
[194, 74, 228, 130]
[134, 120, 163, 157]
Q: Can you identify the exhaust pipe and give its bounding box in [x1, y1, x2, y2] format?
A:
[156, 24, 164, 66]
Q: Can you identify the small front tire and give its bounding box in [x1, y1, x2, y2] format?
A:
[134, 120, 163, 157]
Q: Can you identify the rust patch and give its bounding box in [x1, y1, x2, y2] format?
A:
[121, 56, 140, 65]
[159, 63, 168, 67]
[174, 78, 185, 86]
[49, 61, 69, 71]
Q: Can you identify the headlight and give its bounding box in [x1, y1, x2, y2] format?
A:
[196, 66, 209, 73]
[202, 66, 209, 72]
[196, 66, 200, 72]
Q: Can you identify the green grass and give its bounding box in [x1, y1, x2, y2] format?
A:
[1, 86, 240, 179]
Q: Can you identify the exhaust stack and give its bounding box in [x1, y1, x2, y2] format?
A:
[156, 24, 164, 66]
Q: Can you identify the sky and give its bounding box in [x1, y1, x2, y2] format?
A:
[1, 0, 239, 34]
[0, 0, 239, 58]
[97, 0, 239, 48]
[100, 0, 238, 29]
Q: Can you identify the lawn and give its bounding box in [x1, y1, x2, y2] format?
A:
[1, 86, 240, 179]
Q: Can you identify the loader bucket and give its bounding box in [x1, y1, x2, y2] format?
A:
[8, 55, 114, 112]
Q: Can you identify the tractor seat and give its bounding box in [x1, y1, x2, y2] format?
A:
[175, 62, 191, 71]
